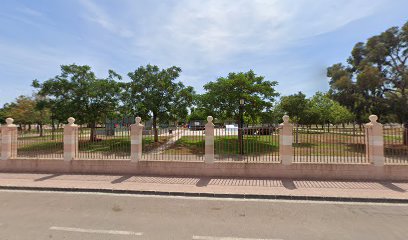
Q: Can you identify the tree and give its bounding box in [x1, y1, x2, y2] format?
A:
[0, 95, 51, 135]
[199, 70, 279, 123]
[126, 64, 194, 142]
[33, 64, 122, 141]
[279, 92, 309, 124]
[327, 20, 408, 143]
[329, 101, 355, 125]
[308, 92, 354, 130]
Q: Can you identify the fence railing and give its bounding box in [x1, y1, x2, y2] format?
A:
[293, 125, 366, 164]
[384, 125, 408, 165]
[17, 128, 63, 159]
[141, 127, 205, 162]
[1, 115, 407, 167]
[77, 126, 130, 160]
[214, 126, 279, 163]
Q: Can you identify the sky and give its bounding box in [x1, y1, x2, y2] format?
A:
[0, 0, 407, 106]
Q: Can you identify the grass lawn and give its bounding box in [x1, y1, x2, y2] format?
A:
[18, 141, 63, 157]
[293, 142, 365, 156]
[17, 135, 171, 157]
[214, 135, 279, 155]
[15, 131, 407, 160]
[142, 136, 171, 153]
[164, 136, 205, 155]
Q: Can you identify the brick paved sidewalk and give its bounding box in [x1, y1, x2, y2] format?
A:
[0, 173, 407, 202]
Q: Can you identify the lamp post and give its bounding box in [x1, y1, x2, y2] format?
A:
[238, 99, 245, 155]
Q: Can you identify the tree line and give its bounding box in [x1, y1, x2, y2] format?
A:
[0, 20, 407, 143]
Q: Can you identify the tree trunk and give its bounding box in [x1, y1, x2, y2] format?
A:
[39, 123, 44, 137]
[403, 122, 408, 146]
[51, 118, 56, 140]
[28, 124, 31, 131]
[353, 122, 356, 136]
[295, 123, 299, 144]
[90, 122, 96, 142]
[153, 114, 158, 142]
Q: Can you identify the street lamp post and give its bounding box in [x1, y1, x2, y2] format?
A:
[238, 99, 245, 155]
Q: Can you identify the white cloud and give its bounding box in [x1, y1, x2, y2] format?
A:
[17, 6, 43, 17]
[78, 0, 135, 38]
[77, 0, 384, 66]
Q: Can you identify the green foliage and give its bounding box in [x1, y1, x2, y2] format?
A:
[0, 95, 51, 126]
[328, 20, 408, 124]
[275, 92, 354, 125]
[188, 108, 208, 122]
[125, 64, 194, 141]
[198, 70, 279, 123]
[279, 92, 309, 123]
[33, 64, 122, 126]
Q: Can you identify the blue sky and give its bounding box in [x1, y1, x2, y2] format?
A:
[0, 0, 407, 106]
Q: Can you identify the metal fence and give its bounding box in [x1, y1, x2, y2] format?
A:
[384, 125, 408, 165]
[17, 127, 63, 159]
[77, 125, 130, 160]
[141, 126, 205, 161]
[214, 125, 280, 163]
[293, 125, 367, 164]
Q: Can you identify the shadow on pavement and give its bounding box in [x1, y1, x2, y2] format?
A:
[111, 175, 133, 184]
[379, 182, 406, 192]
[34, 174, 62, 182]
[282, 180, 297, 190]
[196, 178, 211, 187]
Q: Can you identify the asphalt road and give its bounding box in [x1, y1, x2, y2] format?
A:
[0, 190, 408, 240]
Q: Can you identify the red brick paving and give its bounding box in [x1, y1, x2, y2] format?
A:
[0, 173, 407, 200]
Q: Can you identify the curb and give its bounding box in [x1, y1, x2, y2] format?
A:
[1, 186, 407, 204]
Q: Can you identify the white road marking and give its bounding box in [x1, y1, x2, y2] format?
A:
[49, 226, 143, 236]
[193, 236, 282, 240]
[1, 189, 407, 207]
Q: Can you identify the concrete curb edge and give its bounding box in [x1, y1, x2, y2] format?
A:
[1, 185, 407, 204]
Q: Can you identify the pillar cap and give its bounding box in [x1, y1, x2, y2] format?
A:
[282, 115, 290, 124]
[135, 117, 141, 124]
[67, 117, 76, 125]
[5, 118, 14, 125]
[369, 115, 378, 123]
[207, 116, 213, 123]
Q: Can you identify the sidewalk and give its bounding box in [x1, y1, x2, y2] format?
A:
[0, 173, 407, 202]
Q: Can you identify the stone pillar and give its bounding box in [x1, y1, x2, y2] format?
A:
[364, 115, 384, 166]
[64, 117, 78, 161]
[279, 115, 293, 165]
[205, 116, 215, 164]
[1, 118, 17, 160]
[130, 117, 144, 162]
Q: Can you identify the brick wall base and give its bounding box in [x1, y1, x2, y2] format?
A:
[1, 159, 408, 181]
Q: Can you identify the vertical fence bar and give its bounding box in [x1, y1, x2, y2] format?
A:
[1, 118, 17, 160]
[364, 115, 384, 166]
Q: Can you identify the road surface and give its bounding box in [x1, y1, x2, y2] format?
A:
[0, 190, 407, 240]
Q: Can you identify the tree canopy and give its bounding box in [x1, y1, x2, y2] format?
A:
[327, 20, 408, 124]
[125, 64, 195, 141]
[276, 92, 353, 125]
[32, 64, 122, 140]
[198, 70, 279, 123]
